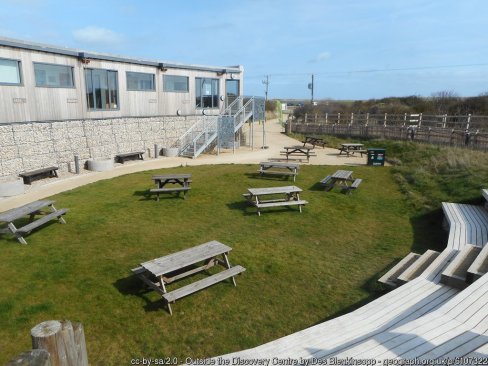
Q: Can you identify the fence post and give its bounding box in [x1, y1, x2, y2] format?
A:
[350, 112, 354, 125]
[428, 127, 431, 143]
[443, 114, 447, 128]
[325, 113, 328, 125]
[314, 113, 317, 123]
[403, 113, 407, 127]
[419, 113, 423, 127]
[31, 320, 88, 366]
[467, 114, 471, 130]
[384, 113, 387, 127]
[338, 113, 341, 124]
[304, 113, 308, 123]
[366, 113, 369, 127]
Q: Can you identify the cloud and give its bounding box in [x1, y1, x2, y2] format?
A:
[309, 51, 331, 63]
[72, 26, 122, 45]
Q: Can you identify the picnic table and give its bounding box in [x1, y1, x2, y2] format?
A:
[320, 170, 362, 194]
[132, 240, 245, 315]
[338, 143, 366, 157]
[149, 173, 191, 201]
[302, 136, 326, 148]
[0, 200, 68, 244]
[243, 185, 308, 216]
[280, 145, 317, 162]
[257, 161, 300, 182]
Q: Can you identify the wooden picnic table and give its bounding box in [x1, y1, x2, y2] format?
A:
[150, 173, 192, 201]
[338, 143, 366, 157]
[132, 240, 245, 315]
[258, 161, 300, 182]
[302, 136, 326, 148]
[320, 170, 362, 194]
[244, 185, 308, 216]
[280, 145, 317, 162]
[0, 200, 68, 244]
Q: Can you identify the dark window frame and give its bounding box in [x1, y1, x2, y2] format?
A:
[84, 68, 120, 111]
[195, 77, 220, 109]
[126, 71, 156, 92]
[33, 62, 75, 88]
[0, 57, 23, 86]
[163, 75, 189, 93]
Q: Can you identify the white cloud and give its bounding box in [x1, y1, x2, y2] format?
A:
[309, 51, 331, 63]
[72, 26, 122, 45]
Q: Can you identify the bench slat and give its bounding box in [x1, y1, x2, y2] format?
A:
[163, 265, 246, 303]
[320, 175, 332, 185]
[256, 200, 308, 208]
[150, 187, 191, 193]
[16, 209, 68, 234]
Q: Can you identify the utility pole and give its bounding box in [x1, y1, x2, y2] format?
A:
[308, 74, 314, 104]
[261, 75, 269, 149]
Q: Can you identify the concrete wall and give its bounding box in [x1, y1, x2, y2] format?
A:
[0, 115, 216, 178]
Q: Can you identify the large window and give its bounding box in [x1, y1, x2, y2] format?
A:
[34, 62, 74, 88]
[0, 58, 22, 85]
[195, 77, 219, 108]
[85, 68, 119, 110]
[127, 71, 155, 91]
[163, 75, 189, 92]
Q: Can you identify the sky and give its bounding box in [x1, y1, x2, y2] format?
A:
[1, 0, 488, 100]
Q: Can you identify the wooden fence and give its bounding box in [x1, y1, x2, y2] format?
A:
[290, 113, 488, 151]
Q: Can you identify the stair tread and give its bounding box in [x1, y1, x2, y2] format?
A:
[378, 252, 421, 287]
[397, 249, 440, 283]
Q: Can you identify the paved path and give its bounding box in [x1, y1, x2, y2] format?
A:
[0, 119, 366, 211]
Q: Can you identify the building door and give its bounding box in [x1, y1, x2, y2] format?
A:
[225, 79, 239, 108]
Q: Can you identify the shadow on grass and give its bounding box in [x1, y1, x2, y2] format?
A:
[133, 190, 187, 202]
[114, 266, 216, 313]
[308, 182, 327, 192]
[244, 172, 295, 182]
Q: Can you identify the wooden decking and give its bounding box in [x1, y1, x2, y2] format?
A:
[213, 191, 488, 361]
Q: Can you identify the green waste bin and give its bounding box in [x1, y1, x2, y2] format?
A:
[367, 148, 386, 166]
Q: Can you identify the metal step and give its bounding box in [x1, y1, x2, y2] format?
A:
[397, 249, 441, 285]
[441, 245, 481, 289]
[378, 252, 421, 288]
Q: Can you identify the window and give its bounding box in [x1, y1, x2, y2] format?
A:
[195, 77, 219, 108]
[126, 71, 155, 91]
[0, 58, 22, 85]
[84, 68, 119, 110]
[34, 63, 74, 88]
[163, 75, 189, 92]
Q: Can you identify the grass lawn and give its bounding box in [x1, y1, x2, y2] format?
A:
[0, 164, 446, 364]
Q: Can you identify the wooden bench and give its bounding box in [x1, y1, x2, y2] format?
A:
[0, 200, 68, 244]
[149, 187, 191, 201]
[19, 166, 59, 185]
[342, 178, 362, 194]
[302, 136, 326, 148]
[257, 162, 299, 182]
[163, 265, 246, 303]
[320, 175, 332, 186]
[115, 151, 144, 164]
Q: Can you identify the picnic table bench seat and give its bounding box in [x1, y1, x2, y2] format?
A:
[0, 200, 68, 244]
[19, 166, 59, 185]
[162, 265, 246, 303]
[115, 151, 144, 164]
[341, 178, 363, 194]
[320, 175, 333, 186]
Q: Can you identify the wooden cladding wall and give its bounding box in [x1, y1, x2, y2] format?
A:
[0, 46, 243, 123]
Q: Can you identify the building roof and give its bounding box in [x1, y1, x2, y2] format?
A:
[0, 36, 242, 74]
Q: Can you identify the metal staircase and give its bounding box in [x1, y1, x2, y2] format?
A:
[176, 96, 264, 159]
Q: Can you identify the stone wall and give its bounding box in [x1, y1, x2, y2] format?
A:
[0, 115, 215, 178]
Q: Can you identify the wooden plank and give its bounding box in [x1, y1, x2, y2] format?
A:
[247, 186, 302, 195]
[16, 209, 68, 234]
[150, 187, 190, 193]
[259, 162, 300, 169]
[163, 265, 245, 303]
[397, 250, 440, 284]
[256, 200, 308, 208]
[152, 173, 192, 180]
[378, 252, 421, 288]
[0, 200, 55, 222]
[141, 240, 232, 277]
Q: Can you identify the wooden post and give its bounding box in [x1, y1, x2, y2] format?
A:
[325, 112, 328, 124]
[304, 113, 308, 123]
[31, 320, 88, 366]
[7, 349, 51, 366]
